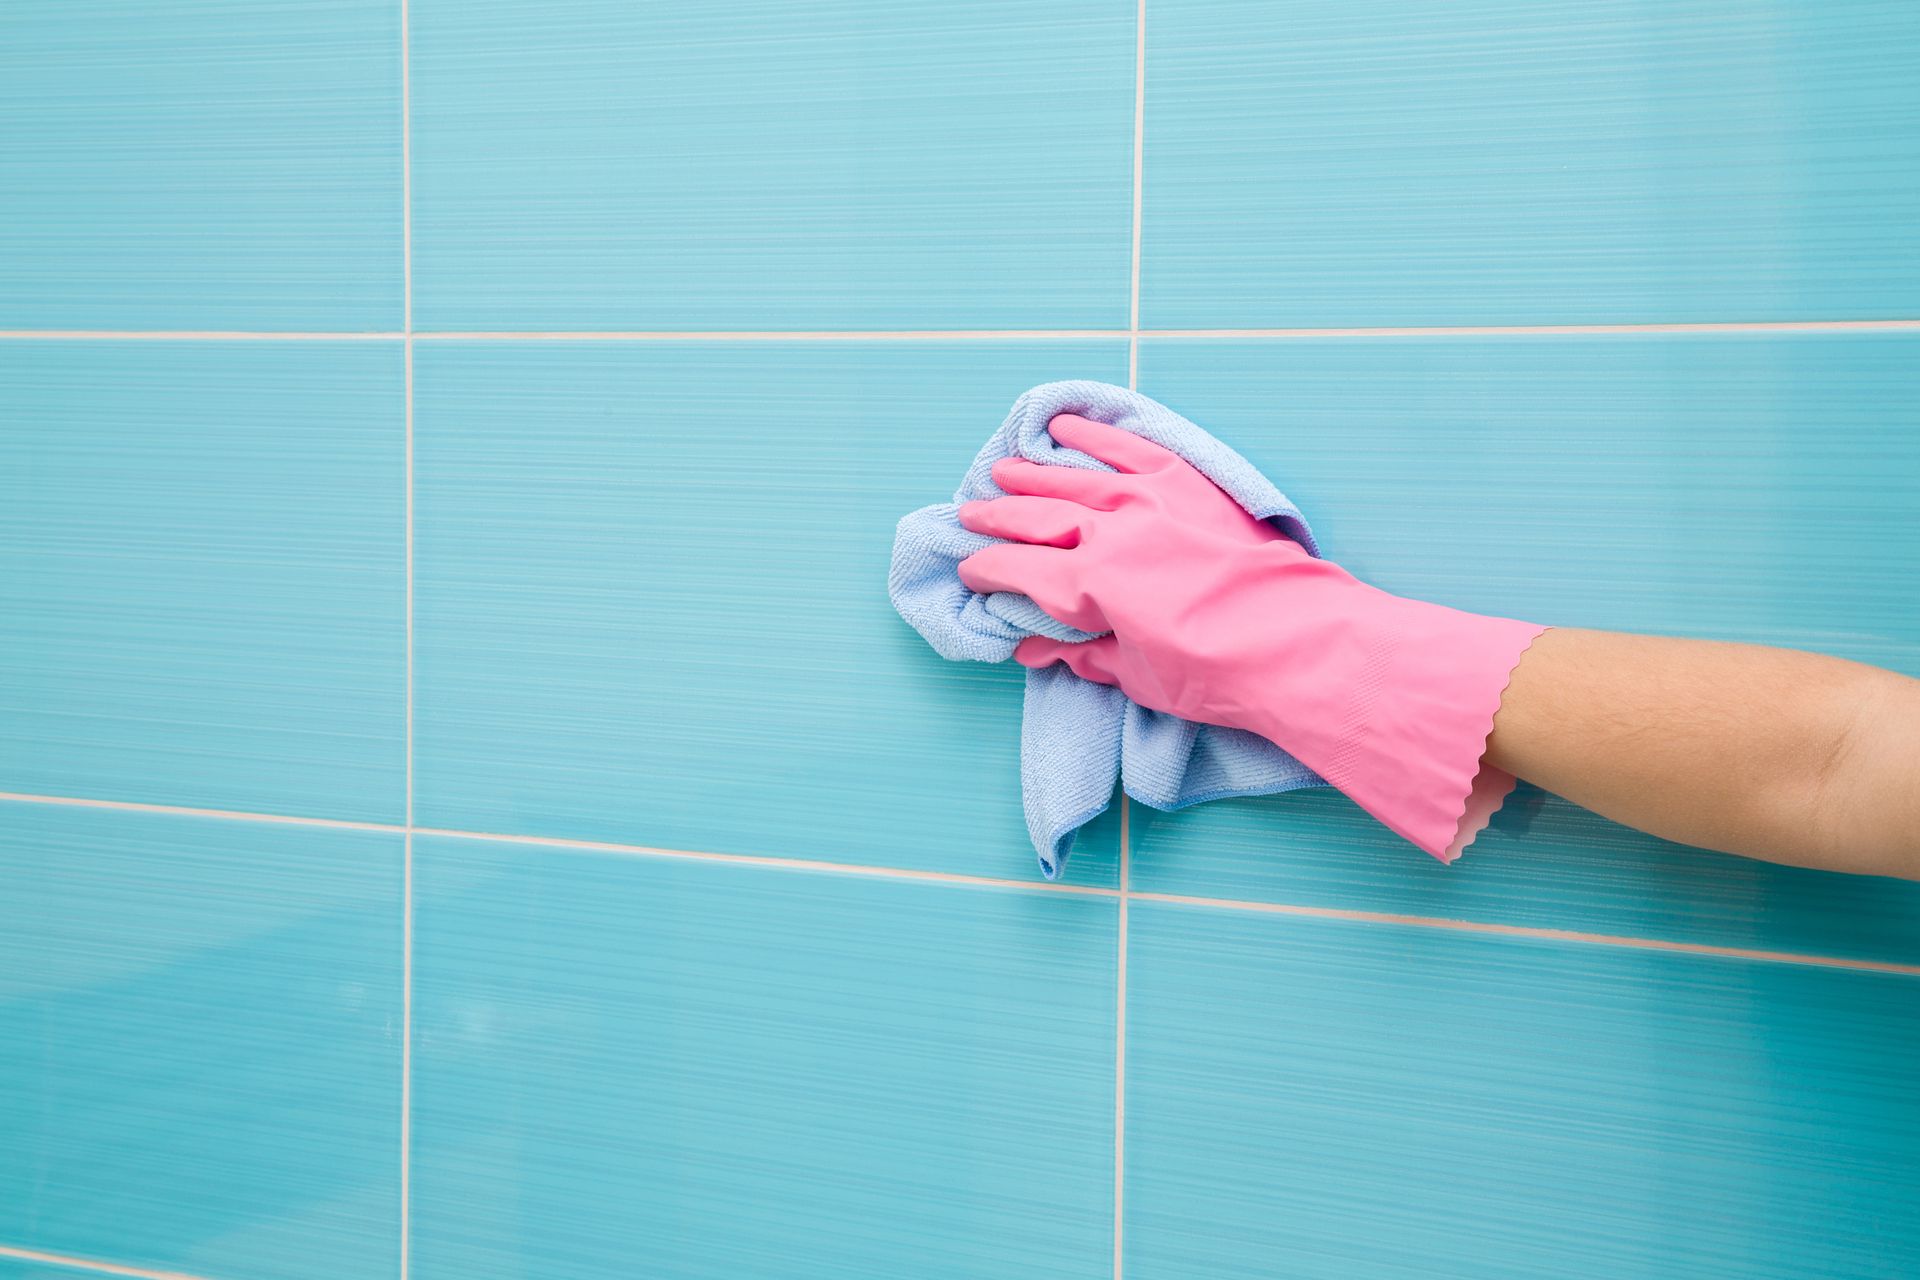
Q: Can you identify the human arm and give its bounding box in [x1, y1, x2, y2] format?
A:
[1486, 627, 1920, 879]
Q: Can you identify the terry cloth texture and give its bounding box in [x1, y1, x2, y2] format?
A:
[889, 380, 1327, 880]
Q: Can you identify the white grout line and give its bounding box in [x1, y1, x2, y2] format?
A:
[401, 2, 413, 340]
[1113, 788, 1132, 1280]
[3, 320, 1917, 343]
[0, 331, 408, 340]
[1135, 320, 1920, 337]
[0, 1244, 213, 1280]
[0, 790, 1111, 897]
[1126, 0, 1147, 394]
[413, 825, 1122, 897]
[399, 0, 415, 1273]
[410, 329, 1135, 341]
[1116, 6, 1145, 1269]
[2, 789, 1915, 976]
[0, 790, 407, 832]
[1127, 891, 1920, 977]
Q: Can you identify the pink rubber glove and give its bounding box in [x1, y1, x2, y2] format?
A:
[957, 414, 1547, 862]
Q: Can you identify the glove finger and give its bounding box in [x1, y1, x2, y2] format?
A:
[958, 543, 1106, 632]
[991, 456, 1130, 509]
[1016, 634, 1123, 687]
[959, 495, 1091, 548]
[1047, 414, 1184, 475]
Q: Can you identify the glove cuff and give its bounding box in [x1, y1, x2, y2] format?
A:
[1312, 607, 1548, 862]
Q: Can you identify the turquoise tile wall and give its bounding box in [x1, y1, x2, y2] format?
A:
[0, 803, 402, 1280]
[0, 342, 407, 822]
[1141, 0, 1920, 327]
[0, 1, 402, 331]
[2, 3, 1916, 1280]
[1124, 903, 1920, 1279]
[410, 836, 1117, 1279]
[409, 0, 1136, 331]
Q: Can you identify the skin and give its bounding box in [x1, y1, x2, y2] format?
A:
[1485, 628, 1920, 880]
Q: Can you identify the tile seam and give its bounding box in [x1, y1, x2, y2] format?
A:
[0, 331, 409, 340]
[1, 321, 1916, 342]
[0, 1244, 213, 1280]
[1128, 891, 1920, 976]
[1, 790, 1913, 976]
[399, 0, 415, 1272]
[1117, 1, 1145, 1265]
[412, 824, 1121, 897]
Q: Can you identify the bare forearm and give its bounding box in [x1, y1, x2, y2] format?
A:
[1485, 628, 1920, 879]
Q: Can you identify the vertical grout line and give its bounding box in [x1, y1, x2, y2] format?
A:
[399, 0, 414, 1275]
[1126, 0, 1146, 393]
[1113, 792, 1131, 1280]
[1117, 7, 1144, 1275]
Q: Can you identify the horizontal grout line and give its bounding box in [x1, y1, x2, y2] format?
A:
[0, 790, 407, 833]
[1129, 891, 1920, 977]
[410, 824, 1120, 896]
[1138, 320, 1920, 338]
[0, 1244, 214, 1280]
[0, 791, 1105, 897]
[3, 790, 1915, 975]
[0, 330, 406, 340]
[1, 320, 1916, 343]
[412, 329, 1133, 341]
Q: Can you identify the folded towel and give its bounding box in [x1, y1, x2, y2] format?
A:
[890, 380, 1328, 880]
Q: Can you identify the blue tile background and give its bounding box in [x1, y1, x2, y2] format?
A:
[0, 342, 407, 822]
[410, 835, 1117, 1279]
[410, 0, 1135, 331]
[1141, 0, 1920, 327]
[0, 803, 402, 1280]
[0, 1, 402, 331]
[413, 339, 1125, 884]
[1124, 901, 1920, 1279]
[2, 2, 1917, 1279]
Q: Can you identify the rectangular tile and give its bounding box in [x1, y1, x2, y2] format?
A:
[410, 835, 1117, 1279]
[1131, 335, 1920, 958]
[413, 340, 1125, 883]
[0, 1, 401, 330]
[1125, 901, 1920, 1279]
[1141, 0, 1920, 327]
[410, 0, 1135, 330]
[0, 802, 402, 1280]
[0, 342, 406, 822]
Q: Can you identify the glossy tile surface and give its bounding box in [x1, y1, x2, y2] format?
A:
[1141, 0, 1920, 327]
[1124, 901, 1920, 1279]
[413, 340, 1124, 883]
[409, 0, 1134, 331]
[410, 835, 1117, 1279]
[0, 802, 402, 1280]
[0, 1, 401, 330]
[0, 342, 406, 821]
[1133, 336, 1920, 935]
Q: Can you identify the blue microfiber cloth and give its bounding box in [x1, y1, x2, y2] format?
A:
[890, 380, 1329, 880]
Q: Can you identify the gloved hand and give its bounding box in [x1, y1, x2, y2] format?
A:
[958, 413, 1547, 862]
